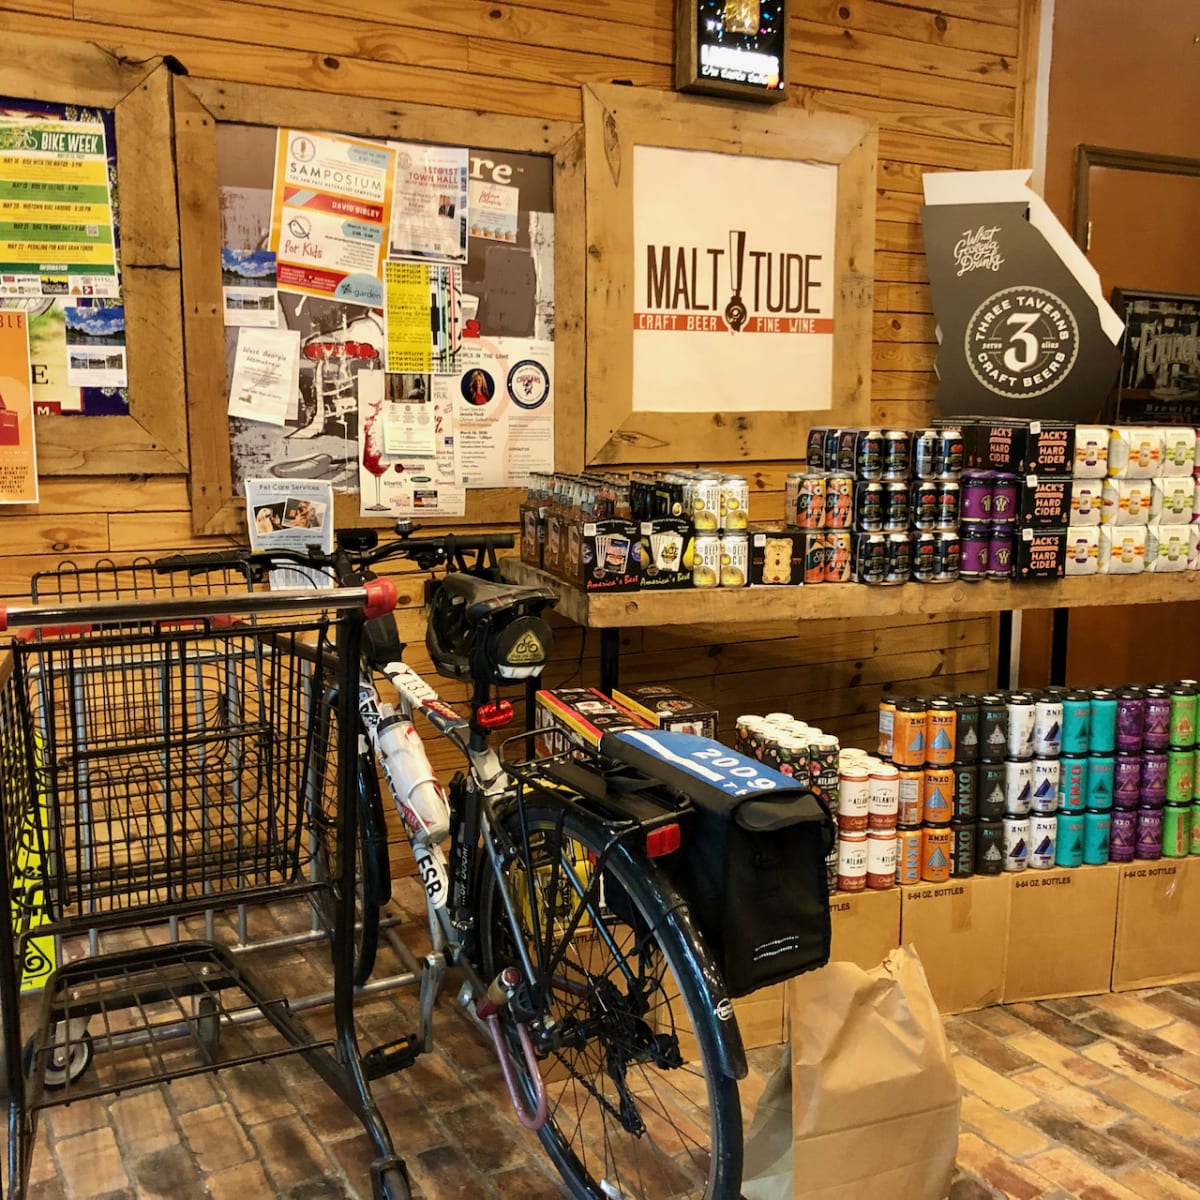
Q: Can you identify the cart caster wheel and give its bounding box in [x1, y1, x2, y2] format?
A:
[379, 1165, 412, 1200]
[195, 996, 220, 1066]
[23, 1032, 93, 1090]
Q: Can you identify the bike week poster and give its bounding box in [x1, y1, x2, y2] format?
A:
[631, 144, 836, 414]
[229, 127, 554, 495]
[0, 308, 38, 503]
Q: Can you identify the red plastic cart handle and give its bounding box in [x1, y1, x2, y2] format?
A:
[363, 577, 397, 620]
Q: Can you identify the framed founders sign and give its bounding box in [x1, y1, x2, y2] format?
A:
[675, 0, 790, 103]
[583, 84, 875, 465]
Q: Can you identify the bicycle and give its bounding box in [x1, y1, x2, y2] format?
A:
[157, 522, 761, 1200]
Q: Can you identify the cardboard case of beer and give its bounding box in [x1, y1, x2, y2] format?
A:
[535, 687, 652, 754]
[610, 684, 719, 739]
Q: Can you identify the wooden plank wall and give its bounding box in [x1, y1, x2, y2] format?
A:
[0, 0, 1037, 855]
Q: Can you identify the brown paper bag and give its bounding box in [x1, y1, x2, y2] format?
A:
[742, 944, 960, 1200]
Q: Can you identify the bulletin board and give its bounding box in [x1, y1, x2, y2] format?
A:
[173, 77, 584, 536]
[0, 33, 188, 476]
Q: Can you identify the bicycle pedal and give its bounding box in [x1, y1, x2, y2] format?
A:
[363, 1034, 422, 1079]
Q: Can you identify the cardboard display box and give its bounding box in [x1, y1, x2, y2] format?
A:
[829, 887, 901, 970]
[899, 876, 1010, 1013]
[1112, 857, 1200, 991]
[1004, 866, 1119, 1002]
[610, 684, 718, 739]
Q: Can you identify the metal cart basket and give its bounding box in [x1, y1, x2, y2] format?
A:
[0, 583, 407, 1199]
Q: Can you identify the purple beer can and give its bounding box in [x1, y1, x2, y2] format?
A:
[1113, 754, 1142, 809]
[987, 527, 1016, 580]
[1143, 687, 1171, 751]
[1141, 751, 1168, 797]
[990, 474, 1018, 527]
[1110, 809, 1138, 863]
[961, 471, 994, 525]
[1116, 690, 1145, 754]
[960, 530, 989, 580]
[1136, 806, 1164, 860]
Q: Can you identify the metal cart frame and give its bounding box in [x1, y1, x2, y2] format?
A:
[0, 585, 407, 1200]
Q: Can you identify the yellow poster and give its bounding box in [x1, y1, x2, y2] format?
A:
[384, 260, 432, 373]
[0, 308, 38, 502]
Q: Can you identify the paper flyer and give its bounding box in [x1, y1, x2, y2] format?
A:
[358, 371, 465, 517]
[64, 303, 126, 387]
[0, 309, 38, 503]
[245, 477, 334, 590]
[384, 260, 432, 373]
[0, 117, 119, 298]
[388, 142, 468, 265]
[445, 337, 553, 488]
[269, 130, 394, 307]
[227, 326, 301, 426]
[468, 178, 519, 243]
[222, 248, 280, 327]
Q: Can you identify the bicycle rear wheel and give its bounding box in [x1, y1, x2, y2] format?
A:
[477, 801, 742, 1200]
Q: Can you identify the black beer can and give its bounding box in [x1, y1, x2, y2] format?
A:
[911, 533, 937, 582]
[807, 426, 829, 471]
[882, 430, 912, 481]
[951, 820, 976, 878]
[936, 428, 965, 479]
[913, 480, 940, 531]
[933, 532, 961, 581]
[882, 481, 911, 532]
[853, 533, 887, 585]
[854, 481, 884, 531]
[937, 480, 961, 530]
[975, 819, 1004, 874]
[853, 429, 884, 481]
[913, 429, 939, 479]
[884, 533, 911, 585]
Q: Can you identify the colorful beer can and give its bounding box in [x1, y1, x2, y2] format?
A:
[1031, 758, 1061, 813]
[823, 531, 852, 584]
[1167, 750, 1194, 805]
[878, 696, 897, 758]
[838, 765, 870, 833]
[990, 474, 1018, 525]
[896, 827, 923, 885]
[937, 428, 964, 479]
[1089, 692, 1118, 754]
[794, 474, 826, 529]
[911, 533, 937, 582]
[824, 473, 854, 529]
[868, 763, 900, 831]
[922, 767, 954, 825]
[1086, 755, 1114, 811]
[853, 532, 888, 584]
[960, 471, 994, 525]
[1141, 752, 1168, 799]
[1110, 809, 1137, 863]
[932, 532, 961, 582]
[912, 480, 940, 531]
[950, 821, 975, 878]
[1007, 694, 1036, 759]
[952, 763, 978, 823]
[1034, 698, 1064, 759]
[1170, 686, 1198, 750]
[884, 533, 911, 585]
[978, 694, 1009, 763]
[977, 763, 1007, 820]
[1003, 815, 1030, 872]
[959, 529, 990, 580]
[1029, 814, 1057, 869]
[837, 834, 868, 891]
[1116, 689, 1146, 754]
[936, 480, 960, 531]
[854, 430, 884, 481]
[1163, 804, 1190, 858]
[926, 700, 957, 766]
[896, 768, 924, 828]
[1061, 691, 1092, 755]
[1005, 758, 1033, 815]
[866, 832, 897, 890]
[1113, 753, 1142, 809]
[954, 699, 981, 763]
[854, 481, 884, 531]
[913, 429, 939, 480]
[1083, 810, 1112, 865]
[921, 825, 952, 883]
[987, 527, 1016, 580]
[809, 735, 841, 805]
[1058, 755, 1088, 812]
[1191, 802, 1200, 854]
[892, 700, 928, 767]
[882, 430, 912, 482]
[975, 819, 1005, 875]
[1136, 807, 1164, 861]
[882, 481, 911, 532]
[1144, 687, 1172, 752]
[1055, 811, 1085, 867]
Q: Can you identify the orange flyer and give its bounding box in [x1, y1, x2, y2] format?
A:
[0, 309, 38, 503]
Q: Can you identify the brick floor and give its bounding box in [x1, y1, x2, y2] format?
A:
[13, 896, 1200, 1198]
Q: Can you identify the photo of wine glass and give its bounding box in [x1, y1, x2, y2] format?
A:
[360, 396, 390, 512]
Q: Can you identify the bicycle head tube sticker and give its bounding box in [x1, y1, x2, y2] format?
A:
[964, 285, 1079, 400]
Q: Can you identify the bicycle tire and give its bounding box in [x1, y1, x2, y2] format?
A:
[477, 801, 742, 1200]
[310, 703, 386, 986]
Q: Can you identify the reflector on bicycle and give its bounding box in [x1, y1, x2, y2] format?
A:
[474, 699, 514, 730]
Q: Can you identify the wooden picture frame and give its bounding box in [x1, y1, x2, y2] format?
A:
[675, 0, 791, 104]
[583, 83, 876, 465]
[4, 33, 188, 476]
[173, 76, 584, 536]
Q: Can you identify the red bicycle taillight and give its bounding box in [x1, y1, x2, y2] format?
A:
[475, 700, 514, 730]
[646, 824, 681, 858]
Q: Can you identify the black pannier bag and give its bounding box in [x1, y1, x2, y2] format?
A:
[599, 731, 835, 999]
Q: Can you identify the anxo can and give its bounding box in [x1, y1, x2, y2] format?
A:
[1007, 694, 1036, 759]
[952, 764, 978, 822]
[837, 835, 868, 891]
[1163, 804, 1190, 858]
[896, 768, 924, 828]
[921, 826, 952, 882]
[1034, 698, 1064, 758]
[1031, 758, 1061, 813]
[923, 767, 954, 824]
[823, 532, 852, 583]
[891, 701, 928, 767]
[976, 820, 1004, 874]
[954, 700, 981, 763]
[1136, 807, 1164, 860]
[1110, 810, 1137, 863]
[1061, 691, 1092, 755]
[1005, 759, 1033, 815]
[1029, 814, 1057, 869]
[979, 695, 1009, 762]
[1089, 692, 1118, 753]
[896, 827, 922, 885]
[1167, 750, 1194, 805]
[1116, 689, 1146, 754]
[1086, 755, 1115, 811]
[1141, 752, 1168, 800]
[925, 700, 957, 765]
[1083, 810, 1112, 865]
[878, 696, 897, 758]
[1059, 755, 1088, 812]
[1055, 811, 1085, 867]
[977, 763, 1007, 819]
[804, 534, 826, 584]
[1170, 686, 1198, 749]
[951, 821, 975, 878]
[1003, 816, 1030, 872]
[867, 833, 897, 889]
[1143, 687, 1171, 752]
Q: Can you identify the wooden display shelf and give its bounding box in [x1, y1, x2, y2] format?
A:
[501, 559, 1200, 629]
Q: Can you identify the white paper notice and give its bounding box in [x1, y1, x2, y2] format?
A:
[389, 143, 468, 265]
[64, 304, 127, 388]
[245, 477, 334, 590]
[468, 179, 519, 243]
[358, 371, 465, 517]
[223, 286, 281, 327]
[228, 327, 301, 426]
[446, 337, 554, 488]
[384, 400, 438, 456]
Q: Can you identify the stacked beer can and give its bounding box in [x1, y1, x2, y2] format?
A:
[796, 426, 962, 585]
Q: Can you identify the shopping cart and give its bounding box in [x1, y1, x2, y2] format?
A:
[0, 580, 411, 1199]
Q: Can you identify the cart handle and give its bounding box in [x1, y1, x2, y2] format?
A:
[0, 580, 396, 632]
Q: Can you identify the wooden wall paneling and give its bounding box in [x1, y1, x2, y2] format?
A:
[173, 76, 584, 534]
[583, 82, 876, 464]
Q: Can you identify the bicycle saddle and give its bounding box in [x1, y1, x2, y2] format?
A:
[426, 574, 558, 684]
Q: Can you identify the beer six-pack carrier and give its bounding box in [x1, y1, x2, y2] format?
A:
[0, 559, 407, 1200]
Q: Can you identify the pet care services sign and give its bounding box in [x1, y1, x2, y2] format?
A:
[631, 145, 837, 414]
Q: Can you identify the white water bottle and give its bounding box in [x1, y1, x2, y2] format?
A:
[375, 712, 450, 843]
